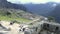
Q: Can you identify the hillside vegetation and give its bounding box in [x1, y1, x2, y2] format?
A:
[0, 8, 31, 23]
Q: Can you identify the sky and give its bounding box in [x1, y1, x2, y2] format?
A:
[7, 0, 60, 4]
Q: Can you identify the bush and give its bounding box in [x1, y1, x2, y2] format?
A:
[48, 16, 55, 22]
[6, 11, 11, 15]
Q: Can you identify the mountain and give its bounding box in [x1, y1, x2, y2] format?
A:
[24, 2, 60, 23]
[0, 0, 26, 11]
[0, 0, 32, 23]
[24, 2, 60, 22]
[48, 4, 60, 23]
[24, 2, 57, 16]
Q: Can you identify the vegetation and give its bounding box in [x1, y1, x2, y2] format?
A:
[0, 9, 31, 23]
[29, 23, 33, 25]
[48, 16, 55, 22]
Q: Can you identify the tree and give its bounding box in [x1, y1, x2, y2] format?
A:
[6, 11, 11, 15]
[48, 16, 55, 22]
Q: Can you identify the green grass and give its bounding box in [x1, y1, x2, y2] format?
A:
[0, 15, 31, 23]
[0, 9, 32, 24]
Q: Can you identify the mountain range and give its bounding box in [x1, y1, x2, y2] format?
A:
[23, 2, 60, 23]
[0, 0, 60, 23]
[24, 2, 57, 16]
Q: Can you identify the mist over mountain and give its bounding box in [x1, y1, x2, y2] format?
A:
[0, 0, 26, 11]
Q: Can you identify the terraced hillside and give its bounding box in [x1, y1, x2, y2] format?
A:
[0, 8, 40, 23]
[0, 8, 30, 23]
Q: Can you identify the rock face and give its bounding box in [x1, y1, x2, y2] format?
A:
[0, 0, 26, 11]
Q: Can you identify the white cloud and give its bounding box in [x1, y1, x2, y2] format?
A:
[51, 0, 60, 2]
[7, 0, 60, 4]
[7, 0, 49, 4]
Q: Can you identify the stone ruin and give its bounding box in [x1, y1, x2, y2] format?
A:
[19, 22, 60, 34]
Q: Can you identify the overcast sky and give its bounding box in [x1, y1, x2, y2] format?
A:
[7, 0, 60, 4]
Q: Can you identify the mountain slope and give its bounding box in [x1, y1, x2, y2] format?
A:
[0, 8, 31, 23]
[48, 4, 60, 23]
[0, 0, 32, 23]
[24, 2, 57, 16]
[0, 0, 26, 11]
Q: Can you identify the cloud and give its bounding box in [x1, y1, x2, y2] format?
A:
[7, 0, 60, 4]
[7, 0, 49, 4]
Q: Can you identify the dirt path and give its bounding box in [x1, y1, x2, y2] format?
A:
[0, 21, 24, 34]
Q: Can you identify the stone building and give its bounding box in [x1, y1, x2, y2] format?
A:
[21, 21, 60, 34]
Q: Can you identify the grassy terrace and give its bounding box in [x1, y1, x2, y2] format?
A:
[0, 15, 31, 23]
[0, 9, 33, 23]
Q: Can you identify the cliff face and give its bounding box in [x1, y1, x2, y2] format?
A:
[0, 0, 26, 11]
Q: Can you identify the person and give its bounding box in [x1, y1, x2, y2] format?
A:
[10, 21, 15, 25]
[36, 27, 38, 31]
[23, 28, 25, 31]
[10, 22, 13, 25]
[0, 24, 2, 26]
